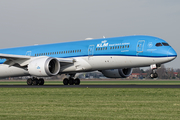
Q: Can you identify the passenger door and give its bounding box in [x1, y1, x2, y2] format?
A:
[136, 40, 145, 56]
[88, 45, 94, 56]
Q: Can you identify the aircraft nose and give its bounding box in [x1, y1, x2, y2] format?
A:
[167, 48, 177, 60]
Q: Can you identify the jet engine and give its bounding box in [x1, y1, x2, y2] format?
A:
[101, 68, 133, 78]
[28, 57, 60, 77]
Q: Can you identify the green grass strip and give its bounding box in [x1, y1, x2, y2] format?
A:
[0, 88, 180, 120]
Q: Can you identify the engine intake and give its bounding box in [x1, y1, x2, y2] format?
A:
[101, 68, 133, 78]
[28, 57, 60, 77]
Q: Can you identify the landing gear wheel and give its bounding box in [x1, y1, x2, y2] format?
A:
[27, 78, 33, 85]
[154, 73, 158, 78]
[150, 73, 158, 79]
[63, 78, 69, 85]
[39, 78, 44, 85]
[32, 78, 39, 85]
[69, 78, 75, 85]
[74, 78, 80, 85]
[150, 73, 154, 79]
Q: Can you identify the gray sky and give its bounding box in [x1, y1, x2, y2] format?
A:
[0, 0, 180, 69]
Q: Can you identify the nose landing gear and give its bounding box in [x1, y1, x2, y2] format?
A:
[150, 64, 160, 79]
[150, 69, 158, 79]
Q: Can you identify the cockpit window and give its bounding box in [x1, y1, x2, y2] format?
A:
[155, 43, 162, 47]
[162, 42, 170, 46]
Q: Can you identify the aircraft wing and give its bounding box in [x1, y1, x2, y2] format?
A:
[0, 53, 31, 59]
[0, 53, 31, 67]
[0, 53, 75, 67]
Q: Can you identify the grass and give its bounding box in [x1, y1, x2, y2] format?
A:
[0, 88, 180, 120]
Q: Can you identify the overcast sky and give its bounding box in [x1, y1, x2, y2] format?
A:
[0, 0, 180, 69]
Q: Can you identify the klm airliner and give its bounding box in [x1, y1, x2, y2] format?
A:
[0, 35, 177, 85]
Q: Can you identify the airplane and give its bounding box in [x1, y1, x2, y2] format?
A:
[0, 35, 177, 85]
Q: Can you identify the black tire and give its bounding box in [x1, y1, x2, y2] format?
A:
[69, 78, 74, 85]
[74, 78, 80, 85]
[154, 73, 158, 78]
[63, 78, 69, 85]
[27, 78, 33, 85]
[32, 79, 39, 85]
[150, 73, 154, 79]
[39, 78, 44, 85]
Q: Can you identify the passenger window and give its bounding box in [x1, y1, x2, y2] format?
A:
[162, 43, 169, 46]
[156, 43, 162, 47]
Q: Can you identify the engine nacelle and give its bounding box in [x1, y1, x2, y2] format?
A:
[28, 57, 60, 77]
[101, 68, 133, 78]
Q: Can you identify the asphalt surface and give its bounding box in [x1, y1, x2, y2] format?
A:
[0, 85, 180, 88]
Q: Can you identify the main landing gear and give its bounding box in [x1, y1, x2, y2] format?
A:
[27, 77, 44, 85]
[150, 64, 160, 79]
[63, 77, 80, 85]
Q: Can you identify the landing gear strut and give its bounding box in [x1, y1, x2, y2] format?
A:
[63, 77, 80, 85]
[27, 77, 45, 85]
[150, 64, 159, 79]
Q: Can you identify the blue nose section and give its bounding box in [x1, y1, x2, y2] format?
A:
[167, 48, 177, 57]
[167, 48, 177, 62]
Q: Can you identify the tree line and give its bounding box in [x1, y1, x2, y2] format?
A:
[133, 65, 179, 79]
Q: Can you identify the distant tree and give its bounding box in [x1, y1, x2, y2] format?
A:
[141, 69, 145, 73]
[175, 69, 180, 79]
[145, 68, 151, 78]
[165, 68, 175, 79]
[157, 64, 168, 79]
[132, 68, 142, 73]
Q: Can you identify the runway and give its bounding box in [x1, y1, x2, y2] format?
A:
[0, 85, 180, 88]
